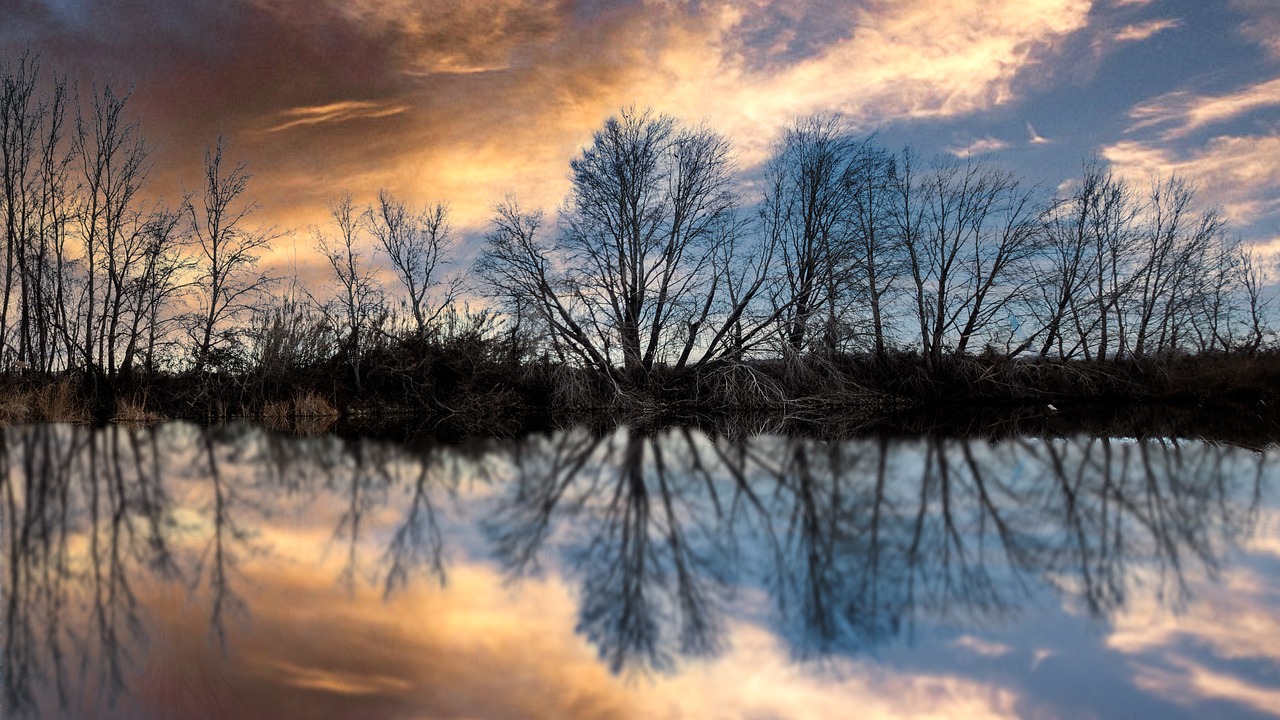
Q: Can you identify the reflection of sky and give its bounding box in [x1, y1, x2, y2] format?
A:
[2, 423, 1278, 719]
[4, 0, 1280, 274]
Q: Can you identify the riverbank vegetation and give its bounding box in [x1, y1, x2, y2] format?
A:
[1, 54, 1277, 433]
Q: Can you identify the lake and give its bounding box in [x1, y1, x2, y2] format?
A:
[2, 422, 1277, 719]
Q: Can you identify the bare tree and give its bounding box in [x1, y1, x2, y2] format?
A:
[1035, 159, 1109, 358]
[846, 142, 901, 358]
[72, 84, 153, 375]
[365, 190, 458, 339]
[185, 137, 275, 372]
[123, 208, 190, 374]
[33, 69, 75, 372]
[762, 114, 863, 353]
[479, 108, 780, 384]
[0, 50, 42, 367]
[314, 194, 382, 389]
[1236, 243, 1272, 353]
[896, 155, 1042, 365]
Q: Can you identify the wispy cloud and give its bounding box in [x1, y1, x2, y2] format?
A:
[1129, 78, 1280, 137]
[633, 0, 1094, 165]
[1113, 17, 1181, 43]
[948, 136, 1011, 157]
[2, 0, 1098, 239]
[1103, 133, 1280, 225]
[263, 101, 409, 133]
[1232, 0, 1280, 60]
[1027, 122, 1052, 144]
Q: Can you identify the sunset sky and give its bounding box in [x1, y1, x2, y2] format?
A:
[5, 0, 1280, 271]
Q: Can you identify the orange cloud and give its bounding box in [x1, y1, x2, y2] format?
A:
[1103, 134, 1280, 226]
[1129, 78, 1280, 137]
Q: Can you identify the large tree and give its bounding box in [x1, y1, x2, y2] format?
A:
[479, 108, 780, 383]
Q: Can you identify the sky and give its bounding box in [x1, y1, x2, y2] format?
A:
[3, 0, 1280, 272]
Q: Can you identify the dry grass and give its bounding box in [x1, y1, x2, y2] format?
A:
[113, 394, 167, 424]
[0, 391, 30, 425]
[262, 399, 291, 421]
[260, 399, 292, 433]
[254, 391, 338, 435]
[293, 391, 339, 418]
[36, 379, 91, 423]
[0, 378, 92, 425]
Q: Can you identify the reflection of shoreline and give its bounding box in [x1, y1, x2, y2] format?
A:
[0, 423, 1271, 718]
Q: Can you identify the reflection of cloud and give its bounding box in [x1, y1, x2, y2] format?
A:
[1246, 508, 1280, 558]
[661, 623, 1023, 720]
[262, 660, 414, 695]
[1113, 17, 1180, 43]
[1133, 655, 1280, 718]
[134, 538, 1031, 720]
[1108, 567, 1280, 661]
[952, 635, 1015, 657]
[1110, 563, 1280, 716]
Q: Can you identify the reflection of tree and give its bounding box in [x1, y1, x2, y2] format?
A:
[0, 421, 1270, 715]
[192, 428, 252, 651]
[484, 428, 1266, 670]
[1023, 436, 1260, 616]
[1, 425, 172, 717]
[372, 441, 452, 596]
[485, 429, 729, 673]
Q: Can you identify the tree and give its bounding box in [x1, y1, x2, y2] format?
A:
[479, 108, 780, 383]
[0, 50, 42, 368]
[845, 141, 900, 358]
[185, 138, 275, 372]
[365, 190, 458, 339]
[72, 84, 154, 375]
[762, 114, 863, 353]
[314, 194, 381, 389]
[895, 155, 1042, 365]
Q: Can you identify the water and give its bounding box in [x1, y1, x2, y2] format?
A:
[1, 422, 1277, 719]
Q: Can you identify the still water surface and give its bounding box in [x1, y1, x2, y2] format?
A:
[2, 422, 1278, 719]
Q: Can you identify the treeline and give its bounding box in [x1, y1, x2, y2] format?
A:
[1, 54, 1277, 424]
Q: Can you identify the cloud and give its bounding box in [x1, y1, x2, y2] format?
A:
[1112, 17, 1181, 43]
[1129, 78, 1280, 137]
[948, 136, 1012, 156]
[629, 0, 1093, 167]
[1102, 133, 1280, 226]
[1232, 0, 1280, 60]
[1, 0, 1097, 241]
[261, 101, 410, 133]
